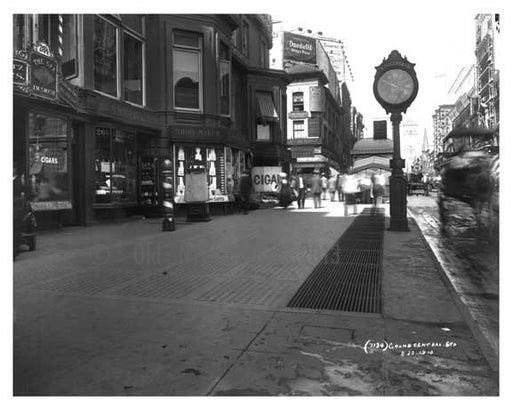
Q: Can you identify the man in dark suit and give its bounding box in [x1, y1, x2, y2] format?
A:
[294, 171, 306, 209]
[311, 170, 322, 208]
[239, 171, 252, 214]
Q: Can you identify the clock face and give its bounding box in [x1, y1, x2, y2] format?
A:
[376, 68, 415, 104]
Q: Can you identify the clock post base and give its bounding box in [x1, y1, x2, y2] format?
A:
[388, 174, 409, 232]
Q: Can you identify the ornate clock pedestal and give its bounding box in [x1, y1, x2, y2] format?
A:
[388, 113, 410, 231]
[373, 50, 419, 232]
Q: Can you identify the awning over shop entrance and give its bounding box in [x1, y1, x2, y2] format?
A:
[256, 92, 279, 122]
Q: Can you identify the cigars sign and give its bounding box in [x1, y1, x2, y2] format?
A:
[283, 32, 317, 64]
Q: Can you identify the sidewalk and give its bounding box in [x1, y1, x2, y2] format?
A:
[13, 198, 499, 395]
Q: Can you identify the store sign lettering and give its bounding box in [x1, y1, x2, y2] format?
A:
[40, 156, 59, 165]
[252, 166, 282, 193]
[13, 60, 28, 84]
[283, 32, 316, 64]
[30, 51, 57, 100]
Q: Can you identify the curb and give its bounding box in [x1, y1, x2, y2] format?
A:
[408, 213, 499, 373]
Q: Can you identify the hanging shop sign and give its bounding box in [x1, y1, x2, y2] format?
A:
[283, 32, 317, 64]
[13, 42, 78, 109]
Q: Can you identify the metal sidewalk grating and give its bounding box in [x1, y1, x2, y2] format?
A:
[287, 207, 385, 313]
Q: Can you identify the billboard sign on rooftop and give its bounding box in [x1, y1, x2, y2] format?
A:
[283, 32, 316, 64]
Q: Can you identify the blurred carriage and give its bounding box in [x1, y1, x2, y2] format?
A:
[436, 127, 499, 229]
[407, 163, 429, 196]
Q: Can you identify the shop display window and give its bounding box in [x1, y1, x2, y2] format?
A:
[95, 127, 136, 204]
[174, 145, 225, 203]
[28, 112, 69, 204]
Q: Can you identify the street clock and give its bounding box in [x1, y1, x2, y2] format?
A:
[373, 50, 418, 114]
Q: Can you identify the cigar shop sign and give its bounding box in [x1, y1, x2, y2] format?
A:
[13, 42, 78, 108]
[252, 166, 283, 193]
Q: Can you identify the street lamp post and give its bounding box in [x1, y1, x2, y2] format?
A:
[373, 50, 419, 231]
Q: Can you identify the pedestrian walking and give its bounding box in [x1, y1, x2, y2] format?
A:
[293, 171, 306, 209]
[337, 174, 346, 202]
[311, 170, 322, 208]
[342, 174, 359, 215]
[328, 174, 337, 201]
[239, 171, 252, 214]
[278, 172, 293, 209]
[371, 173, 385, 205]
[320, 173, 328, 200]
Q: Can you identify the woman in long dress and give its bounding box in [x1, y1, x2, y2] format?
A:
[278, 172, 293, 209]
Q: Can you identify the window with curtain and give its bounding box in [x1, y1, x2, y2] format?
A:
[173, 30, 202, 110]
[293, 120, 305, 139]
[293, 92, 304, 111]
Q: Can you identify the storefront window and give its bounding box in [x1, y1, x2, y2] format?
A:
[28, 112, 69, 204]
[95, 127, 136, 204]
[94, 16, 118, 97]
[174, 145, 225, 203]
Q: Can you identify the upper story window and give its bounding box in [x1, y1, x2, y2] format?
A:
[260, 40, 268, 67]
[219, 41, 231, 116]
[93, 15, 145, 105]
[293, 120, 305, 139]
[173, 30, 202, 111]
[94, 16, 118, 97]
[13, 14, 79, 79]
[242, 21, 249, 56]
[292, 92, 304, 111]
[123, 32, 143, 105]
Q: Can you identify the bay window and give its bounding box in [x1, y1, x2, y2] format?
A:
[219, 41, 230, 116]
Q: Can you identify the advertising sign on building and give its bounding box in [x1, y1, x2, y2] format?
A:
[251, 166, 282, 192]
[283, 32, 316, 64]
[309, 86, 325, 112]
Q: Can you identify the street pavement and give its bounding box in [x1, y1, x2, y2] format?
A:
[12, 197, 499, 396]
[407, 193, 499, 372]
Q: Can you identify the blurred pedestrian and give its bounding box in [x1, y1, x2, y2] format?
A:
[293, 171, 306, 209]
[278, 172, 293, 209]
[239, 171, 252, 215]
[342, 174, 359, 215]
[320, 173, 328, 200]
[328, 174, 337, 201]
[337, 174, 346, 202]
[371, 173, 386, 205]
[311, 170, 322, 208]
[358, 177, 372, 204]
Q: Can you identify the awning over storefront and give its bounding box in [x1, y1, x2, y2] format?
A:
[256, 92, 279, 122]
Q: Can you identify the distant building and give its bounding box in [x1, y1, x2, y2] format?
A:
[270, 30, 354, 175]
[432, 104, 454, 158]
[475, 14, 500, 142]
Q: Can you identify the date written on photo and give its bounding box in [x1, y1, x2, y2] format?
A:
[364, 339, 458, 357]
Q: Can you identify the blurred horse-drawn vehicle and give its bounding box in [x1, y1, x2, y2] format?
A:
[407, 163, 429, 196]
[436, 127, 499, 230]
